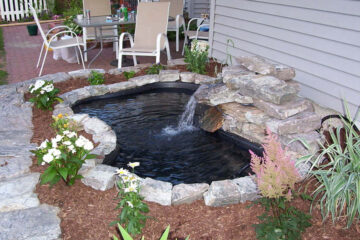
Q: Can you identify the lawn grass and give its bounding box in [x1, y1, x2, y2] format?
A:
[0, 27, 8, 85]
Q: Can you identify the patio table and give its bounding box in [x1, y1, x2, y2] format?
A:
[74, 16, 136, 68]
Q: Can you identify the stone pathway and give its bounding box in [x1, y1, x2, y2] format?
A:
[0, 83, 61, 239]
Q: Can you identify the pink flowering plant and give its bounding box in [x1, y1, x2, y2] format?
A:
[250, 129, 311, 240]
[29, 80, 62, 110]
[32, 129, 95, 186]
[112, 162, 150, 236]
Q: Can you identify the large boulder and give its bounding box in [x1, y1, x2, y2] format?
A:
[81, 164, 117, 191]
[203, 180, 241, 207]
[140, 178, 172, 206]
[172, 183, 209, 205]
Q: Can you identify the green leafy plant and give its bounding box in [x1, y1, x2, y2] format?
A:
[88, 71, 105, 85]
[51, 113, 80, 133]
[250, 129, 311, 240]
[298, 101, 360, 228]
[113, 224, 189, 240]
[112, 163, 150, 235]
[145, 64, 164, 75]
[32, 119, 96, 186]
[29, 80, 63, 110]
[184, 40, 209, 74]
[123, 71, 136, 80]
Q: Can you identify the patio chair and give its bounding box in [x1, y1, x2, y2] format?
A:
[160, 0, 185, 52]
[29, 5, 85, 77]
[117, 2, 171, 68]
[182, 17, 210, 55]
[82, 0, 119, 62]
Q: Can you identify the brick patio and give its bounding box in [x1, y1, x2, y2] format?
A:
[3, 24, 184, 84]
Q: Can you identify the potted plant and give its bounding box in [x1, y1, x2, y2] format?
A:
[26, 24, 38, 36]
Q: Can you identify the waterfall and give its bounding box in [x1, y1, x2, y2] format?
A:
[162, 95, 197, 136]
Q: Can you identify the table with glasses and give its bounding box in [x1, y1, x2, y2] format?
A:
[74, 16, 136, 67]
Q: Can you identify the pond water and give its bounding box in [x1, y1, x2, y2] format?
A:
[73, 88, 257, 184]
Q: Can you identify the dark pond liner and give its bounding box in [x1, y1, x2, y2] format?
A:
[72, 82, 263, 184]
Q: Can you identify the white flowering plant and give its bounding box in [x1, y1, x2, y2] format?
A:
[32, 130, 96, 186]
[111, 162, 150, 235]
[29, 80, 62, 110]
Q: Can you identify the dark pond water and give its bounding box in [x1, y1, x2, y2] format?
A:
[73, 89, 257, 184]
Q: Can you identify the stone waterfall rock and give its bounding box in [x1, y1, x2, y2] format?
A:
[203, 180, 241, 207]
[266, 111, 321, 135]
[0, 204, 61, 240]
[81, 164, 118, 191]
[199, 107, 224, 133]
[140, 178, 172, 206]
[172, 183, 209, 205]
[159, 70, 180, 82]
[226, 75, 298, 105]
[180, 72, 196, 83]
[253, 97, 314, 120]
[280, 131, 321, 156]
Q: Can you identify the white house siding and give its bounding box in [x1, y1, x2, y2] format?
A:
[208, 0, 360, 118]
[186, 0, 210, 18]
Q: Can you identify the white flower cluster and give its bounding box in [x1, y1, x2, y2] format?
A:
[191, 40, 209, 53]
[116, 163, 141, 194]
[29, 80, 55, 94]
[37, 132, 94, 165]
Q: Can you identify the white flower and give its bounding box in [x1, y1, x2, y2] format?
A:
[43, 153, 54, 163]
[128, 162, 140, 169]
[63, 130, 70, 135]
[124, 185, 137, 193]
[43, 84, 54, 92]
[116, 168, 130, 176]
[38, 140, 49, 149]
[63, 141, 72, 146]
[127, 201, 134, 208]
[54, 135, 63, 142]
[75, 135, 87, 147]
[51, 139, 58, 148]
[67, 144, 76, 154]
[66, 131, 77, 138]
[40, 90, 45, 95]
[48, 148, 61, 158]
[33, 80, 45, 91]
[83, 140, 94, 151]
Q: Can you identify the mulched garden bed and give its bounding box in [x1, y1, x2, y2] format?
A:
[28, 64, 360, 240]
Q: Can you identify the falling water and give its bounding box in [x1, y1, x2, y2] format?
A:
[162, 95, 197, 135]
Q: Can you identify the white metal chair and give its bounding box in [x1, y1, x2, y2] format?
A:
[117, 2, 171, 69]
[182, 17, 210, 55]
[29, 5, 85, 77]
[160, 0, 185, 52]
[82, 0, 119, 61]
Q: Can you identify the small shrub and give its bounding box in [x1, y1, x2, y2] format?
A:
[113, 224, 189, 240]
[123, 71, 135, 80]
[298, 101, 360, 228]
[32, 117, 96, 186]
[146, 64, 164, 75]
[88, 71, 105, 85]
[112, 163, 150, 235]
[29, 80, 62, 110]
[250, 129, 311, 240]
[184, 40, 209, 74]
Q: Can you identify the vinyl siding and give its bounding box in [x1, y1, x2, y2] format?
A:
[186, 0, 210, 18]
[208, 0, 360, 117]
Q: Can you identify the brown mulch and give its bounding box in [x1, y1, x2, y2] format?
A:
[28, 65, 360, 240]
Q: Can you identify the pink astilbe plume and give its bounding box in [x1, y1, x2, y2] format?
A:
[250, 128, 300, 200]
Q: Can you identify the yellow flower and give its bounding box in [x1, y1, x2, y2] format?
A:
[57, 113, 63, 119]
[63, 123, 68, 128]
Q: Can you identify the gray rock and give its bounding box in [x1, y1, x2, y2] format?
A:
[83, 117, 111, 135]
[235, 56, 274, 75]
[280, 131, 321, 156]
[195, 74, 220, 85]
[232, 176, 260, 203]
[0, 130, 33, 146]
[0, 145, 36, 157]
[140, 178, 172, 206]
[83, 84, 109, 97]
[180, 72, 196, 83]
[16, 72, 70, 93]
[273, 64, 296, 81]
[129, 75, 159, 86]
[244, 109, 270, 126]
[241, 123, 266, 143]
[0, 204, 61, 240]
[0, 173, 40, 212]
[68, 69, 105, 79]
[78, 159, 97, 176]
[52, 106, 74, 117]
[60, 88, 91, 104]
[91, 141, 116, 156]
[172, 183, 209, 205]
[266, 111, 321, 135]
[81, 164, 117, 191]
[0, 155, 32, 180]
[167, 58, 186, 66]
[253, 97, 313, 120]
[68, 113, 90, 125]
[203, 180, 241, 207]
[108, 81, 137, 93]
[225, 73, 256, 90]
[159, 70, 180, 82]
[108, 66, 140, 75]
[93, 130, 117, 144]
[222, 65, 250, 83]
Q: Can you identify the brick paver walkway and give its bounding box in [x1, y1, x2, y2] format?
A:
[4, 24, 183, 84]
